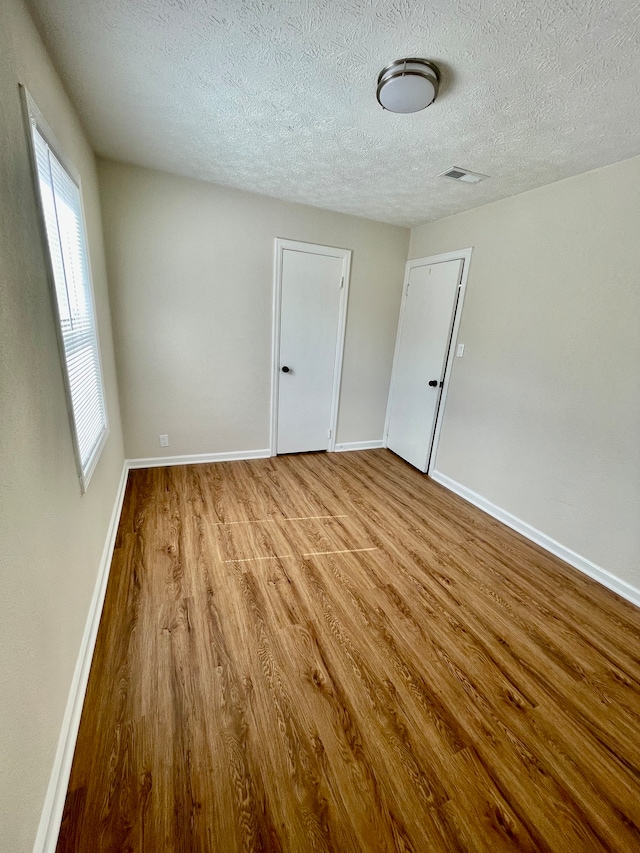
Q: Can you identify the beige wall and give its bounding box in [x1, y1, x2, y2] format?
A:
[410, 157, 640, 589]
[98, 160, 409, 460]
[0, 1, 125, 850]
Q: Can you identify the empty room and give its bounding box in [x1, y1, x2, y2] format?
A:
[2, 0, 640, 851]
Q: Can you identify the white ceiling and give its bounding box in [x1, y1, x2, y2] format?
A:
[27, 0, 640, 227]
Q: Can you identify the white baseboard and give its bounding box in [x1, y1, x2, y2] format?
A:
[33, 462, 130, 853]
[430, 470, 640, 608]
[333, 440, 384, 453]
[127, 448, 271, 469]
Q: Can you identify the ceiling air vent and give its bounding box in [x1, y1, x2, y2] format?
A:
[439, 167, 489, 184]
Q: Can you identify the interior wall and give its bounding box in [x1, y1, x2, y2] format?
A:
[98, 160, 409, 460]
[0, 1, 125, 850]
[410, 156, 640, 590]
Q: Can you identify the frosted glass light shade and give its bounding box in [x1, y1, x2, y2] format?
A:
[377, 59, 440, 113]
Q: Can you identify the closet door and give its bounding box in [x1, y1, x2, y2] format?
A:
[386, 258, 463, 471]
[274, 241, 350, 454]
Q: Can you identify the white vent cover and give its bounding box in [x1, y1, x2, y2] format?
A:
[438, 167, 489, 184]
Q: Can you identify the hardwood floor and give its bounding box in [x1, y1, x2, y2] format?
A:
[57, 449, 640, 852]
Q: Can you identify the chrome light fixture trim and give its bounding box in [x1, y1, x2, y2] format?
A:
[376, 58, 441, 113]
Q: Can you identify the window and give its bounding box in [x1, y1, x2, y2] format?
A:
[23, 89, 108, 492]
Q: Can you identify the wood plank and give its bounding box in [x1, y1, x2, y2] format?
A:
[57, 450, 640, 852]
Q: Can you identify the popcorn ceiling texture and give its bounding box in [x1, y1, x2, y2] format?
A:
[27, 0, 640, 227]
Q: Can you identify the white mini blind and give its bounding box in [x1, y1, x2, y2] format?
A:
[28, 102, 108, 492]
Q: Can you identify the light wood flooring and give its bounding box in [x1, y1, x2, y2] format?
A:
[57, 449, 640, 852]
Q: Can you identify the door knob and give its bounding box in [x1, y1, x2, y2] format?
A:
[428, 379, 438, 387]
[281, 366, 291, 373]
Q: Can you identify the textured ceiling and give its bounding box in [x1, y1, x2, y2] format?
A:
[27, 0, 640, 227]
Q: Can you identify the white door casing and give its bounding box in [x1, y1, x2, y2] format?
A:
[385, 250, 472, 473]
[271, 240, 351, 455]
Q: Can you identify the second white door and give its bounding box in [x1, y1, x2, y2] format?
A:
[275, 242, 349, 454]
[386, 257, 463, 471]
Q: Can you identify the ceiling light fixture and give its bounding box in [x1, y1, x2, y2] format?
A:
[376, 58, 440, 113]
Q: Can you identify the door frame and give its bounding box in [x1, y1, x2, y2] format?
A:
[270, 238, 352, 456]
[384, 247, 473, 474]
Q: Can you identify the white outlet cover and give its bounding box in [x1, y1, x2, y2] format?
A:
[159, 434, 169, 447]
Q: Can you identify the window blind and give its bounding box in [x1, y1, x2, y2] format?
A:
[30, 117, 107, 491]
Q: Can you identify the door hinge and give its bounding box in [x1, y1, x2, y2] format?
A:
[328, 428, 332, 439]
[340, 276, 344, 289]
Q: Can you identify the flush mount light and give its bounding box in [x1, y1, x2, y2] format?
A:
[376, 58, 440, 113]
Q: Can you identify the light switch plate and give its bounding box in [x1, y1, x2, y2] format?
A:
[456, 343, 465, 357]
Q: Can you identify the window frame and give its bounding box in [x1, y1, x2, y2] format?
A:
[20, 86, 109, 494]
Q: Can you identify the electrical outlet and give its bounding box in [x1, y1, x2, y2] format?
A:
[456, 343, 465, 358]
[159, 434, 169, 447]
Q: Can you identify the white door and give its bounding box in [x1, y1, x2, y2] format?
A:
[274, 242, 349, 454]
[386, 258, 463, 471]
